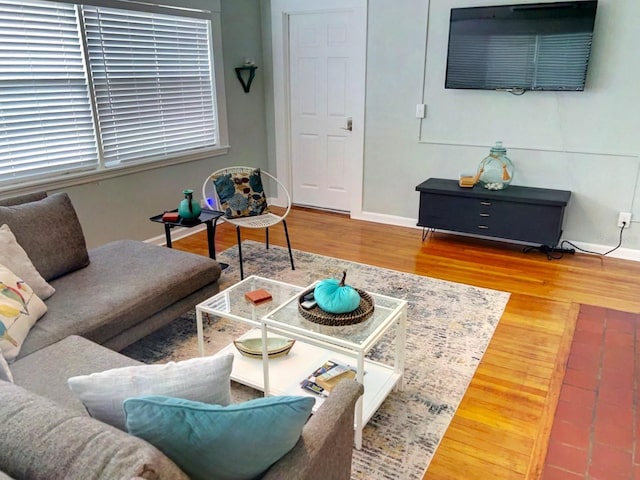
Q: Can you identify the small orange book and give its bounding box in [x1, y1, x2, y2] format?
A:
[245, 288, 273, 304]
[162, 211, 180, 222]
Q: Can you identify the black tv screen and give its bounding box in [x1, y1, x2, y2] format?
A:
[445, 1, 598, 91]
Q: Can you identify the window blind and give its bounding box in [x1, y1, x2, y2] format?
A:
[82, 5, 217, 165]
[0, 0, 98, 183]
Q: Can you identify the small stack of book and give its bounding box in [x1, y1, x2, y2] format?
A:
[300, 360, 357, 397]
[162, 211, 180, 222]
[244, 288, 273, 305]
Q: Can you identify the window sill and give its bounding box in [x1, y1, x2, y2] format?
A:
[0, 145, 230, 199]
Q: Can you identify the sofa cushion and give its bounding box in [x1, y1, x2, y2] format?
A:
[0, 348, 12, 383]
[11, 335, 142, 413]
[0, 191, 47, 207]
[125, 395, 315, 480]
[0, 381, 189, 480]
[68, 352, 234, 431]
[0, 224, 55, 300]
[17, 239, 222, 358]
[0, 193, 89, 281]
[0, 264, 47, 361]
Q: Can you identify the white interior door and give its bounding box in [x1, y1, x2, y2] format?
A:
[288, 10, 365, 212]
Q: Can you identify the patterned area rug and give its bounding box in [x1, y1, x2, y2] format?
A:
[122, 240, 510, 479]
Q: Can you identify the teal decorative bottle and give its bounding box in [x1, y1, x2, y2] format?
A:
[178, 189, 201, 220]
[477, 141, 514, 190]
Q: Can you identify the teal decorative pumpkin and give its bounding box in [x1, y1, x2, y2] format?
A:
[314, 271, 361, 314]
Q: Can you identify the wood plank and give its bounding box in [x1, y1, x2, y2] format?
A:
[170, 206, 640, 479]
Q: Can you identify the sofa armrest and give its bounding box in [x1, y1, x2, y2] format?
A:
[0, 381, 188, 480]
[262, 379, 364, 480]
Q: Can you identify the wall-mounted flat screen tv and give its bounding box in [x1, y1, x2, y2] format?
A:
[445, 1, 598, 92]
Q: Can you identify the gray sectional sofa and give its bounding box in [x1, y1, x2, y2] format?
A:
[0, 191, 223, 358]
[0, 191, 363, 479]
[0, 336, 363, 480]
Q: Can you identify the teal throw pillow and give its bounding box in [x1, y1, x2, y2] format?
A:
[212, 168, 270, 219]
[124, 394, 315, 480]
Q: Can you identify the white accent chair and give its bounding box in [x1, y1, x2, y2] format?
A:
[202, 166, 295, 279]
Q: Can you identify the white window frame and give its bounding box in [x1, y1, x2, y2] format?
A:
[0, 0, 228, 197]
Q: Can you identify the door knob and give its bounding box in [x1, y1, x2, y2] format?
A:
[341, 117, 353, 131]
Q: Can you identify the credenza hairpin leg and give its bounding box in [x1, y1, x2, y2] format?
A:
[421, 227, 435, 241]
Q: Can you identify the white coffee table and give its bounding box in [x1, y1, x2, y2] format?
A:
[195, 275, 407, 449]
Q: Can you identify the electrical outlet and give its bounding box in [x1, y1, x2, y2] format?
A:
[617, 212, 631, 228]
[415, 103, 426, 118]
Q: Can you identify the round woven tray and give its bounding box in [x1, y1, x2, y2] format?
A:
[297, 288, 375, 326]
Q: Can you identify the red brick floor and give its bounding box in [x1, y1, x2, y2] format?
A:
[542, 305, 640, 480]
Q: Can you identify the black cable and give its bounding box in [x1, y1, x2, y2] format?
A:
[522, 244, 566, 260]
[543, 246, 564, 260]
[545, 248, 564, 260]
[602, 223, 625, 255]
[522, 221, 626, 260]
[560, 221, 626, 257]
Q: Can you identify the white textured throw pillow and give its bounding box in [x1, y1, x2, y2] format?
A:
[68, 352, 234, 431]
[0, 347, 13, 383]
[0, 224, 55, 300]
[0, 264, 48, 361]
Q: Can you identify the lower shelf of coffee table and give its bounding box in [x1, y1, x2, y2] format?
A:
[218, 329, 402, 424]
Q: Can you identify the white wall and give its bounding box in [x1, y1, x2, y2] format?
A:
[362, 0, 640, 255]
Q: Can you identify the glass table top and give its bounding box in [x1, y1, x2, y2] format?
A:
[264, 285, 406, 348]
[197, 276, 304, 322]
[197, 276, 407, 349]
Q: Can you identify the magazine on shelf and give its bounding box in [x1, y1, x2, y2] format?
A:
[300, 360, 359, 397]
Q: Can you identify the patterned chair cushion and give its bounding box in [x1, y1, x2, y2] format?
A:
[212, 168, 270, 219]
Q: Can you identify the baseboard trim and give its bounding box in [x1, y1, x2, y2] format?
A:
[353, 211, 640, 262]
[351, 210, 418, 229]
[565, 241, 640, 262]
[145, 224, 207, 246]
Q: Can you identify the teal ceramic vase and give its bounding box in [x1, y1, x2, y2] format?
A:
[178, 189, 201, 220]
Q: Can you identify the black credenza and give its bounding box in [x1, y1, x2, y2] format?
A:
[415, 178, 571, 247]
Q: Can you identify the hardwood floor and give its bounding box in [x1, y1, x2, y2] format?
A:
[173, 206, 640, 479]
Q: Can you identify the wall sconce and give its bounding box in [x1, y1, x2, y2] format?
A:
[235, 60, 258, 93]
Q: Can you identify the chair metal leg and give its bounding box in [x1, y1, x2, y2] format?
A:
[265, 227, 269, 250]
[236, 226, 244, 280]
[283, 219, 295, 271]
[211, 217, 229, 270]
